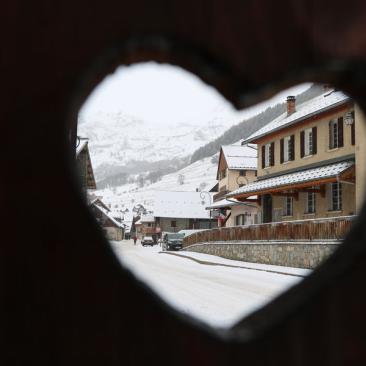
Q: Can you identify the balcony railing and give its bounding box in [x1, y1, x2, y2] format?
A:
[183, 215, 356, 247]
[213, 190, 230, 202]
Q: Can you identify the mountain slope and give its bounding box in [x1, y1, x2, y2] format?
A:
[78, 111, 244, 182]
[95, 154, 219, 213]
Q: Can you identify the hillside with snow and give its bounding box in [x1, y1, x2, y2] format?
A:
[95, 153, 219, 213]
[78, 110, 243, 182]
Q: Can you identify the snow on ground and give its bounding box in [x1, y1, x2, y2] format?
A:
[96, 154, 218, 211]
[111, 240, 307, 328]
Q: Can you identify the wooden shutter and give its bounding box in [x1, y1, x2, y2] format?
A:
[351, 116, 355, 145]
[312, 127, 317, 154]
[300, 131, 305, 158]
[262, 145, 265, 168]
[329, 121, 332, 149]
[270, 142, 275, 166]
[290, 134, 295, 160]
[338, 117, 344, 147]
[280, 138, 284, 164]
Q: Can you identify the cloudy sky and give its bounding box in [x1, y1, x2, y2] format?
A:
[79, 62, 310, 127]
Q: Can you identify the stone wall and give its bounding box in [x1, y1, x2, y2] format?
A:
[183, 241, 340, 269]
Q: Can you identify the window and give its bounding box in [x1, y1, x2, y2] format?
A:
[171, 220, 177, 228]
[330, 182, 342, 211]
[329, 118, 344, 149]
[235, 214, 245, 226]
[281, 135, 294, 163]
[300, 127, 317, 157]
[239, 170, 246, 176]
[304, 129, 313, 156]
[283, 196, 293, 216]
[306, 191, 316, 214]
[262, 142, 274, 168]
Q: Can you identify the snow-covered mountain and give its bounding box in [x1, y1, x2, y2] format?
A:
[78, 111, 242, 181]
[95, 153, 219, 213]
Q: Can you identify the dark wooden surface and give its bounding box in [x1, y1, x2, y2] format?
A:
[2, 1, 366, 364]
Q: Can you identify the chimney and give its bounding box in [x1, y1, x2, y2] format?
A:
[286, 95, 296, 116]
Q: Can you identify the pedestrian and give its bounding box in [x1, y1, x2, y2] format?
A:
[133, 236, 137, 245]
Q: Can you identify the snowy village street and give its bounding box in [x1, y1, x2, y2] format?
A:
[111, 240, 310, 328]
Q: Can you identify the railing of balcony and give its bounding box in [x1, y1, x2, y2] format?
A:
[213, 190, 230, 202]
[183, 215, 356, 247]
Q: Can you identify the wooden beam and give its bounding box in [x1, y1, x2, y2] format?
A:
[271, 192, 299, 200]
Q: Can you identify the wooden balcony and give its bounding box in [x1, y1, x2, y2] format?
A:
[213, 190, 230, 202]
[183, 215, 356, 247]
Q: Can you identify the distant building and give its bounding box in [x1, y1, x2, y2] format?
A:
[89, 202, 124, 241]
[211, 144, 259, 226]
[134, 191, 216, 237]
[76, 139, 96, 196]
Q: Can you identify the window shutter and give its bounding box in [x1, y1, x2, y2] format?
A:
[338, 117, 344, 147]
[280, 138, 284, 164]
[300, 131, 305, 158]
[261, 145, 265, 168]
[270, 142, 275, 166]
[329, 121, 332, 149]
[312, 127, 317, 154]
[351, 118, 355, 145]
[290, 134, 295, 160]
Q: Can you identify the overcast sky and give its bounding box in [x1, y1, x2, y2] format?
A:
[79, 62, 311, 127]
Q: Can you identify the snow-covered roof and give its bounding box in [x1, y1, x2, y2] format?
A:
[221, 144, 258, 170]
[92, 203, 124, 228]
[152, 191, 212, 219]
[206, 198, 242, 209]
[227, 160, 354, 198]
[76, 140, 88, 157]
[245, 90, 351, 143]
[140, 214, 155, 223]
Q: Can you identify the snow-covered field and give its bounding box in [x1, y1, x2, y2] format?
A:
[111, 240, 308, 328]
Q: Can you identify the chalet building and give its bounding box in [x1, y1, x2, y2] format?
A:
[210, 144, 259, 226]
[227, 88, 357, 223]
[89, 202, 124, 241]
[76, 138, 96, 195]
[134, 191, 216, 237]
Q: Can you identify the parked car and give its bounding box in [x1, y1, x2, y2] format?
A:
[163, 232, 185, 251]
[141, 236, 155, 246]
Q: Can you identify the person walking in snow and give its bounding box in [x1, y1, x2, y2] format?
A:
[133, 236, 137, 245]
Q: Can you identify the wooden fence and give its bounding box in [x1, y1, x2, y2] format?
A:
[183, 216, 356, 247]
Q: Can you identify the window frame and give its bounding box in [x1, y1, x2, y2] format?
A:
[329, 119, 339, 149]
[330, 182, 342, 211]
[283, 196, 293, 217]
[306, 191, 316, 214]
[283, 135, 291, 162]
[304, 128, 313, 156]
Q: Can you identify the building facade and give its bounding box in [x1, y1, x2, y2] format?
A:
[228, 89, 357, 222]
[211, 144, 259, 226]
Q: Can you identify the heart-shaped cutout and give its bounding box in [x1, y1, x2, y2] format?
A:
[77, 62, 360, 329]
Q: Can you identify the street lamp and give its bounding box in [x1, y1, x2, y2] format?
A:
[200, 191, 212, 228]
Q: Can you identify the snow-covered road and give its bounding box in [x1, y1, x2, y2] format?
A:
[111, 240, 308, 328]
